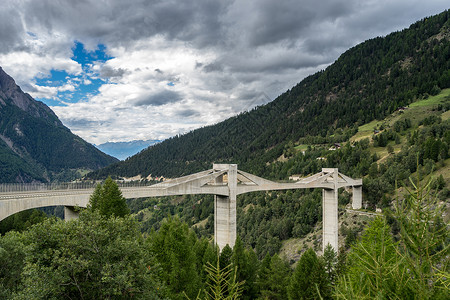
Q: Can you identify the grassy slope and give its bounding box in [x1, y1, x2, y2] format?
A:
[279, 89, 450, 260]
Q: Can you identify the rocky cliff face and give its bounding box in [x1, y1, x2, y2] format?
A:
[0, 67, 62, 126]
[0, 67, 118, 183]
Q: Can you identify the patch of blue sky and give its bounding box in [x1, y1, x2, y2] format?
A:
[71, 41, 112, 67]
[35, 41, 112, 106]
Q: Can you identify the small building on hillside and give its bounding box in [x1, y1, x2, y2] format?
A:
[289, 175, 302, 181]
[329, 143, 341, 151]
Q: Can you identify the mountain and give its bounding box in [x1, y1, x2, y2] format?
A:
[95, 140, 161, 160]
[0, 67, 118, 183]
[89, 10, 450, 180]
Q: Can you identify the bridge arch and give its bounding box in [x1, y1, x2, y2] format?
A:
[0, 191, 90, 222]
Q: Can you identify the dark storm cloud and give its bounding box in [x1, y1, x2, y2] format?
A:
[0, 5, 26, 53]
[21, 0, 230, 49]
[202, 62, 224, 73]
[100, 66, 127, 78]
[232, 0, 356, 47]
[62, 118, 103, 128]
[135, 90, 182, 107]
[176, 109, 200, 118]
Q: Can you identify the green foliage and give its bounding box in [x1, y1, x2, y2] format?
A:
[190, 256, 244, 300]
[231, 237, 258, 299]
[238, 189, 322, 258]
[322, 243, 338, 285]
[0, 231, 27, 298]
[0, 209, 47, 235]
[393, 177, 450, 298]
[258, 254, 292, 299]
[337, 178, 450, 299]
[220, 245, 233, 271]
[148, 216, 202, 299]
[11, 210, 163, 299]
[335, 217, 412, 299]
[88, 177, 130, 218]
[287, 248, 331, 300]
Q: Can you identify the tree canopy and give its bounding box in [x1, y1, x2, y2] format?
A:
[88, 177, 130, 218]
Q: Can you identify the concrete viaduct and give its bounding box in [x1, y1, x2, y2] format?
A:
[0, 164, 362, 252]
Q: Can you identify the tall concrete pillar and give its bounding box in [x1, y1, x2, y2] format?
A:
[322, 169, 338, 252]
[352, 185, 362, 209]
[64, 206, 79, 221]
[213, 164, 237, 250]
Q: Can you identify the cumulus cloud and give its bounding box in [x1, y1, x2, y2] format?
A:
[0, 0, 448, 144]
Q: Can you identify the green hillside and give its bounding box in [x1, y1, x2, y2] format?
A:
[89, 10, 450, 180]
[0, 68, 118, 183]
[125, 87, 449, 259]
[117, 11, 450, 259]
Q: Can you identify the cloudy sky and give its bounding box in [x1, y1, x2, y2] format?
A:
[0, 1, 448, 144]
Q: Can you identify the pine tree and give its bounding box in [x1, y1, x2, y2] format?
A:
[88, 183, 102, 210]
[287, 248, 331, 300]
[259, 254, 291, 299]
[87, 177, 130, 218]
[220, 245, 233, 271]
[231, 237, 258, 299]
[257, 254, 272, 295]
[149, 216, 200, 299]
[322, 243, 338, 285]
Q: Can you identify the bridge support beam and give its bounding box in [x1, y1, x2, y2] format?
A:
[214, 164, 237, 250]
[352, 186, 362, 209]
[322, 169, 339, 252]
[64, 206, 79, 221]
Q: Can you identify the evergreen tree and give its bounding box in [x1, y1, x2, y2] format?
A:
[232, 237, 258, 299]
[322, 243, 338, 285]
[287, 248, 331, 300]
[148, 216, 200, 299]
[220, 245, 233, 271]
[87, 177, 130, 218]
[259, 254, 291, 299]
[335, 217, 412, 299]
[189, 255, 244, 300]
[393, 177, 450, 298]
[88, 183, 102, 210]
[256, 254, 272, 296]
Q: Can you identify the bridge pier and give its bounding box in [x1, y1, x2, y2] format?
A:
[213, 164, 237, 250]
[64, 206, 79, 221]
[352, 185, 362, 209]
[322, 169, 339, 252]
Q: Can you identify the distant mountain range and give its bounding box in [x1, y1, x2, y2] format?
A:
[0, 67, 118, 183]
[88, 10, 450, 180]
[95, 140, 161, 160]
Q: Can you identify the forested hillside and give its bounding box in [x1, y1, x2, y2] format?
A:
[0, 67, 118, 183]
[89, 10, 450, 180]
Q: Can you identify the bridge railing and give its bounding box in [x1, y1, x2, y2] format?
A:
[0, 181, 152, 193]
